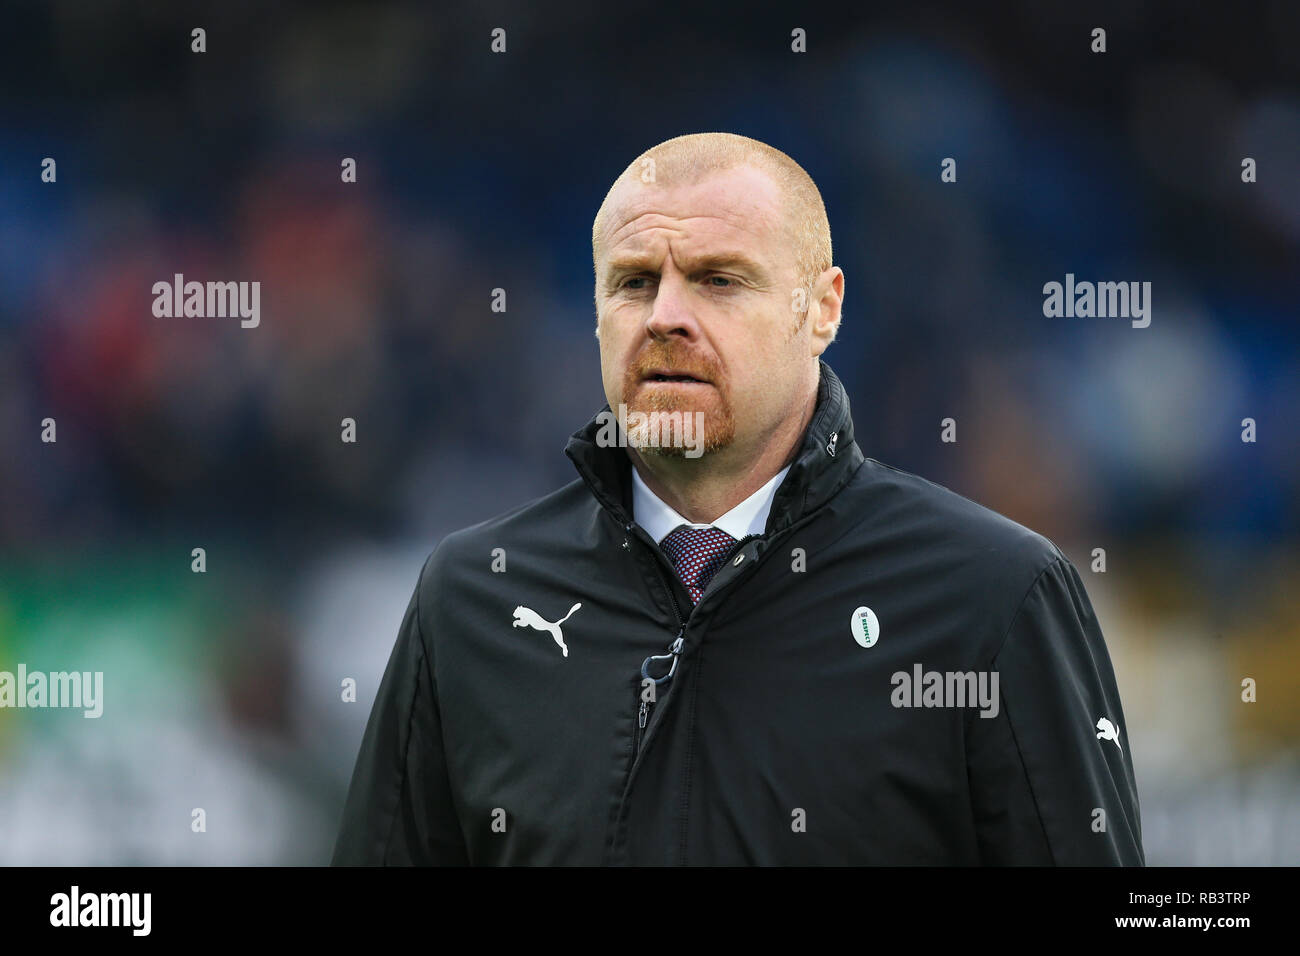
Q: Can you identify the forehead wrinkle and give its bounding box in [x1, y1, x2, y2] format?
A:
[603, 173, 785, 244]
[604, 209, 779, 266]
[604, 213, 683, 255]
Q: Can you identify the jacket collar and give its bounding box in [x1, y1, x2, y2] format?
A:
[565, 359, 863, 537]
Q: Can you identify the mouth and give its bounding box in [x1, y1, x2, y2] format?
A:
[641, 369, 711, 384]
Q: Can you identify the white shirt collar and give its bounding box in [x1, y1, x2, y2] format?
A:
[631, 463, 792, 545]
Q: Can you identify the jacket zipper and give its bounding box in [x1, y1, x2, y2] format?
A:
[629, 525, 793, 758]
[629, 530, 763, 758]
[613, 519, 804, 861]
[635, 629, 684, 758]
[629, 524, 686, 759]
[634, 629, 682, 758]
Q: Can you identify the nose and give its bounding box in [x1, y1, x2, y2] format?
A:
[644, 261, 698, 341]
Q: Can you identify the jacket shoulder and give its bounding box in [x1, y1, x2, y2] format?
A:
[415, 478, 599, 596]
[440, 477, 596, 549]
[851, 456, 1070, 592]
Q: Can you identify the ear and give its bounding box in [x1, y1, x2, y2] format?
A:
[808, 267, 844, 357]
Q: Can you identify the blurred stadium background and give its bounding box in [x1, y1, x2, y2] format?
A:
[0, 1, 1297, 864]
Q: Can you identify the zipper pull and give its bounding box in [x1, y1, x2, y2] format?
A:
[637, 699, 649, 729]
[642, 627, 688, 685]
[662, 631, 686, 682]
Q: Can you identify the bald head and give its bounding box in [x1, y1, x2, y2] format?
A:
[592, 132, 833, 303]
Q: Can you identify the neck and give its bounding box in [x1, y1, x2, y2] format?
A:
[628, 380, 818, 524]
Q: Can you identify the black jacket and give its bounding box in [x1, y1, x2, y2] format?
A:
[332, 361, 1144, 865]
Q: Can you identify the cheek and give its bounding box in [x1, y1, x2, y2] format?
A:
[725, 327, 798, 400]
[596, 328, 631, 395]
[721, 315, 787, 368]
[598, 320, 633, 368]
[597, 306, 637, 346]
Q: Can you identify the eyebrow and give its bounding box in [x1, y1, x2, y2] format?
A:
[602, 250, 770, 283]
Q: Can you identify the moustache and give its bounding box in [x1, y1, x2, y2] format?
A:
[627, 346, 723, 385]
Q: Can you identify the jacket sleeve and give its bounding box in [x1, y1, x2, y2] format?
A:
[331, 552, 470, 865]
[965, 555, 1144, 865]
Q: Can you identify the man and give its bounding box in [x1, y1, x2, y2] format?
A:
[332, 132, 1144, 866]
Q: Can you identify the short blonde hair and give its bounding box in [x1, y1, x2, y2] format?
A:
[592, 132, 833, 304]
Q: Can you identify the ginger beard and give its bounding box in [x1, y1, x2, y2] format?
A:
[619, 342, 735, 458]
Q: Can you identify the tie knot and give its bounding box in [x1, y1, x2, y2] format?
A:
[660, 525, 738, 604]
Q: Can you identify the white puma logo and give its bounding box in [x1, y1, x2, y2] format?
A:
[1095, 716, 1122, 752]
[511, 603, 582, 658]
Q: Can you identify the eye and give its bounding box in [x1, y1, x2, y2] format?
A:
[706, 275, 734, 288]
[621, 276, 652, 290]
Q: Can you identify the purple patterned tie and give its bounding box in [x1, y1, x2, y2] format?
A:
[660, 525, 738, 604]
